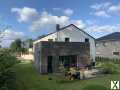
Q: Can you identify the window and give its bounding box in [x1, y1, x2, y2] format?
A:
[85, 38, 89, 42]
[103, 42, 108, 47]
[96, 52, 101, 55]
[65, 38, 70, 42]
[113, 52, 119, 55]
[96, 43, 99, 47]
[48, 39, 53, 42]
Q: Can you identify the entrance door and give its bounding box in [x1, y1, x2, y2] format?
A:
[47, 56, 53, 73]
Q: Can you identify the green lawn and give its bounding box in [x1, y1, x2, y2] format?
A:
[15, 63, 120, 90]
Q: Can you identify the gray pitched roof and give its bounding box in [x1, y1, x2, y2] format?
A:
[97, 32, 120, 41]
[35, 24, 95, 41]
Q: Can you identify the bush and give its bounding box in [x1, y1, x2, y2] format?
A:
[96, 57, 120, 63]
[0, 49, 18, 90]
[97, 61, 120, 74]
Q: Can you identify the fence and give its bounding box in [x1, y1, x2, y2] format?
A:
[96, 57, 120, 63]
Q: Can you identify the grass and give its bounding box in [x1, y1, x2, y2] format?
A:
[14, 62, 120, 90]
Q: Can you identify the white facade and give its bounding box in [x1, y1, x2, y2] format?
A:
[33, 24, 96, 62]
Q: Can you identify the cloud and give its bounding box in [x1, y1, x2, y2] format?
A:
[63, 8, 74, 16]
[90, 2, 120, 17]
[108, 4, 120, 15]
[11, 7, 85, 33]
[11, 7, 85, 32]
[90, 2, 111, 10]
[29, 11, 86, 32]
[11, 7, 38, 22]
[86, 24, 120, 33]
[90, 2, 112, 17]
[90, 4, 102, 10]
[0, 29, 25, 47]
[93, 10, 110, 17]
[71, 20, 86, 29]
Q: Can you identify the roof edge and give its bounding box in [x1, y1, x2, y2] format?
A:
[34, 24, 95, 42]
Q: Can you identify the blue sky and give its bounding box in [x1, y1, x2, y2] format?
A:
[0, 0, 120, 47]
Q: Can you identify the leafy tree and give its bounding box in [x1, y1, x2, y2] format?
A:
[10, 39, 22, 55]
[26, 38, 33, 48]
[21, 47, 28, 54]
[0, 49, 18, 90]
[10, 38, 33, 55]
[0, 23, 11, 46]
[23, 38, 33, 48]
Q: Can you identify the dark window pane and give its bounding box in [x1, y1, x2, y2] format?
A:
[113, 52, 119, 55]
[85, 38, 89, 42]
[65, 38, 69, 42]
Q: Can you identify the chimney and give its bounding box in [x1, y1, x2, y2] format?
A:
[56, 24, 60, 41]
[56, 24, 60, 31]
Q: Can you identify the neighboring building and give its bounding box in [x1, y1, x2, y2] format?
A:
[33, 24, 96, 74]
[96, 32, 120, 59]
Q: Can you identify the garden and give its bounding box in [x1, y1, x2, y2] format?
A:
[14, 60, 120, 90]
[0, 49, 120, 90]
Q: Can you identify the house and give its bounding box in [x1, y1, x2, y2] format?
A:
[33, 24, 96, 74]
[96, 32, 120, 59]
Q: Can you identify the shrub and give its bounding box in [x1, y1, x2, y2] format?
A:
[0, 49, 18, 90]
[98, 61, 119, 74]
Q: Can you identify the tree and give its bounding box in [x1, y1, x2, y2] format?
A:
[10, 38, 33, 56]
[10, 38, 22, 55]
[21, 39, 33, 54]
[26, 38, 33, 48]
[0, 49, 18, 90]
[22, 38, 33, 48]
[0, 24, 11, 45]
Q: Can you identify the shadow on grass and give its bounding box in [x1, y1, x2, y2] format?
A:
[83, 84, 109, 90]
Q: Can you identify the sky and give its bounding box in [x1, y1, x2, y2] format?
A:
[0, 0, 120, 47]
